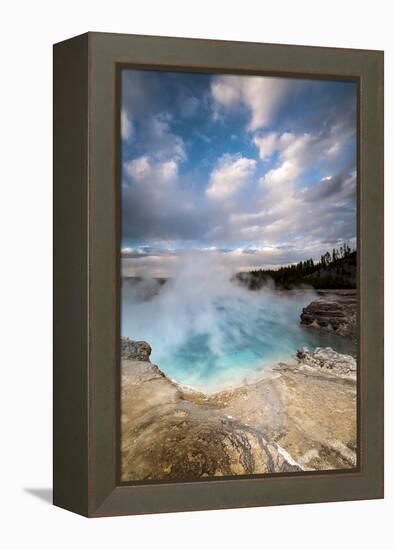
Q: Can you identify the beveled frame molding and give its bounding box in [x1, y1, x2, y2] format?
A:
[53, 32, 383, 517]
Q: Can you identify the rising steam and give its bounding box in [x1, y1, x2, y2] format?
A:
[121, 251, 340, 391]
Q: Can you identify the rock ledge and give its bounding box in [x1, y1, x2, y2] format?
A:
[296, 346, 356, 379]
[300, 291, 356, 338]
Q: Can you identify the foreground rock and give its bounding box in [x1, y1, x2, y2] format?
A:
[121, 342, 300, 481]
[300, 290, 356, 338]
[296, 346, 356, 379]
[121, 338, 357, 480]
[214, 350, 357, 472]
[121, 336, 151, 361]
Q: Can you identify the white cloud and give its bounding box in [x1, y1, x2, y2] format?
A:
[123, 113, 187, 190]
[147, 114, 187, 162]
[262, 161, 300, 187]
[124, 155, 178, 185]
[279, 132, 314, 164]
[211, 78, 241, 107]
[206, 154, 256, 199]
[121, 110, 134, 140]
[211, 75, 290, 131]
[326, 141, 340, 156]
[253, 132, 278, 160]
[258, 130, 343, 192]
[121, 247, 149, 257]
[121, 71, 356, 274]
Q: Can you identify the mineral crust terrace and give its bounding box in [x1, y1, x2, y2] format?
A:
[121, 333, 357, 481]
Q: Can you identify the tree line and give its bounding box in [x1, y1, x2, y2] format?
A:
[236, 243, 356, 290]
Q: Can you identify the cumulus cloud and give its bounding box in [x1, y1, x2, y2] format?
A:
[144, 113, 187, 162]
[121, 68, 357, 277]
[211, 75, 291, 130]
[253, 132, 278, 160]
[256, 129, 344, 181]
[121, 110, 134, 140]
[124, 155, 178, 185]
[263, 160, 300, 187]
[121, 72, 187, 167]
[206, 154, 256, 199]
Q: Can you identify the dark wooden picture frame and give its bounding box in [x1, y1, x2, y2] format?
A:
[53, 32, 383, 517]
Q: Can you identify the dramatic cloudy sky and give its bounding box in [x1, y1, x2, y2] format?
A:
[120, 69, 357, 277]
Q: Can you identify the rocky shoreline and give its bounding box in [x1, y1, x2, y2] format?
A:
[300, 290, 356, 338]
[121, 331, 357, 481]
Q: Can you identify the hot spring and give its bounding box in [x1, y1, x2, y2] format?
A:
[121, 256, 354, 392]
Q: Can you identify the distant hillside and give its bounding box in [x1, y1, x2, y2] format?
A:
[236, 245, 356, 290]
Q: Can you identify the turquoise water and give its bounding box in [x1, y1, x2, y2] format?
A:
[121, 277, 354, 392]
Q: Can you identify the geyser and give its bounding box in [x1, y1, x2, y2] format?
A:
[121, 252, 353, 391]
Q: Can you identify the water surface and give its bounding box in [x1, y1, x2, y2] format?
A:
[121, 278, 354, 392]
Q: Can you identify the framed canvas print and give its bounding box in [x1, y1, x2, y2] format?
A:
[53, 32, 384, 517]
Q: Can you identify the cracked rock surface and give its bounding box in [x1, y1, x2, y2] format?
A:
[121, 338, 357, 481]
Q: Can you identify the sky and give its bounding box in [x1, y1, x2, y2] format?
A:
[120, 68, 357, 277]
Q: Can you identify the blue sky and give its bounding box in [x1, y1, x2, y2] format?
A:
[121, 69, 357, 277]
